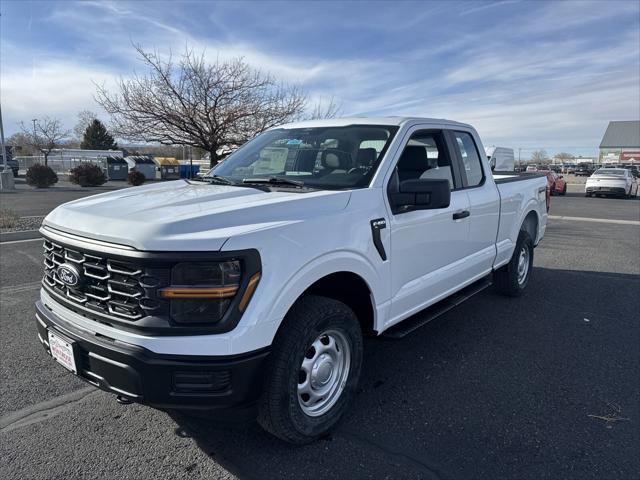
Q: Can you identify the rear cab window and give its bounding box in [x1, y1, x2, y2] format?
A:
[453, 131, 485, 187]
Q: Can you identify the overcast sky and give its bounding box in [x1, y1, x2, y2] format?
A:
[2, 0, 639, 157]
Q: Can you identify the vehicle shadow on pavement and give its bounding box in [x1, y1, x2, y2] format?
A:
[168, 267, 639, 480]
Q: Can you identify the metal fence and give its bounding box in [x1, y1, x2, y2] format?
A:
[13, 155, 109, 173]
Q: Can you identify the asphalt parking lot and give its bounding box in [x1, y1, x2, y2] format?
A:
[1, 180, 639, 479]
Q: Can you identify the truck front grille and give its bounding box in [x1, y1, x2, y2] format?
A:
[42, 239, 155, 322]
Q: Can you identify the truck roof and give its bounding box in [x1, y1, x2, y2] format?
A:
[277, 116, 473, 130]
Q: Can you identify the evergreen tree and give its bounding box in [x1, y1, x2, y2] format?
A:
[81, 119, 118, 150]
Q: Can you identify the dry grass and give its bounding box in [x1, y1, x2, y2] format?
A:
[0, 208, 19, 229]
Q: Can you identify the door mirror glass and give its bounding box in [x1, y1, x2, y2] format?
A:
[390, 178, 451, 213]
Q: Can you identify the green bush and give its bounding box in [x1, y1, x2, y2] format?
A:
[128, 170, 146, 186]
[26, 164, 58, 188]
[69, 162, 107, 187]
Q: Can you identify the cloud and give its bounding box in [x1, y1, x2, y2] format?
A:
[2, 54, 121, 133]
[2, 0, 638, 154]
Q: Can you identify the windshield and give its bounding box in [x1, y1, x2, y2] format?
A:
[209, 125, 398, 190]
[595, 169, 625, 176]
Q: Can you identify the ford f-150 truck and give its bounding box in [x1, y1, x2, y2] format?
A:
[36, 117, 548, 444]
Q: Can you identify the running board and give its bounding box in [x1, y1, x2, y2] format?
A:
[382, 276, 493, 339]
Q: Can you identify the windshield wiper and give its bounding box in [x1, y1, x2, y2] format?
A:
[242, 176, 305, 188]
[195, 175, 237, 185]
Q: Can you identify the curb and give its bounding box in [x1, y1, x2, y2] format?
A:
[0, 230, 41, 243]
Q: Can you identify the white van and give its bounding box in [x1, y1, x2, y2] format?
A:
[486, 146, 515, 171]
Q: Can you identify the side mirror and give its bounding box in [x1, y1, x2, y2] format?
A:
[558, 175, 564, 179]
[389, 178, 451, 213]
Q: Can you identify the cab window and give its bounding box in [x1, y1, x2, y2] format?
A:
[453, 131, 484, 187]
[394, 131, 455, 189]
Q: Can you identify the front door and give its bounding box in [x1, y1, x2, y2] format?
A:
[386, 129, 473, 327]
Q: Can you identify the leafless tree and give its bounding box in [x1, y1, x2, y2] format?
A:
[304, 96, 342, 120]
[530, 149, 549, 163]
[553, 152, 575, 162]
[19, 117, 70, 166]
[73, 110, 99, 140]
[96, 45, 308, 167]
[6, 132, 37, 156]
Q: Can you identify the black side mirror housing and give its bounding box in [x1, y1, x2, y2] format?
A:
[389, 178, 451, 213]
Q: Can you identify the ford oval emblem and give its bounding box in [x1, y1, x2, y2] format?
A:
[57, 264, 81, 287]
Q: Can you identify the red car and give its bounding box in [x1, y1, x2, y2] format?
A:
[541, 169, 567, 196]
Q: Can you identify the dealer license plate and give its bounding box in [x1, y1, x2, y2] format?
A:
[48, 331, 77, 374]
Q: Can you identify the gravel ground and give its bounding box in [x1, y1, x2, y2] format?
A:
[0, 216, 44, 233]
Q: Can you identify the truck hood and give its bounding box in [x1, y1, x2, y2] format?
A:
[43, 180, 351, 251]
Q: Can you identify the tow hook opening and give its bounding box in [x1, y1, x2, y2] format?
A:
[116, 395, 134, 405]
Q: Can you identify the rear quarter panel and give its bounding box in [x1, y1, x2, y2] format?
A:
[494, 176, 548, 268]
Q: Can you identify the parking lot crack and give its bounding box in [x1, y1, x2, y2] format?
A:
[339, 429, 449, 480]
[0, 387, 98, 434]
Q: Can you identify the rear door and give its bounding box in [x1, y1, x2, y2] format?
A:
[385, 128, 473, 326]
[449, 130, 500, 279]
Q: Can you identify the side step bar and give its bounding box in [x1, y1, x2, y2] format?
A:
[382, 276, 493, 339]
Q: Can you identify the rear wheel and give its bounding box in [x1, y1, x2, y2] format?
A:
[494, 230, 534, 297]
[550, 183, 556, 196]
[258, 295, 363, 444]
[561, 184, 567, 196]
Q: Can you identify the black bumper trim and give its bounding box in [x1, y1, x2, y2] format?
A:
[585, 186, 626, 195]
[35, 301, 270, 411]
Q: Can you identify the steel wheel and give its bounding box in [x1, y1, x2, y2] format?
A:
[297, 330, 351, 417]
[516, 245, 530, 286]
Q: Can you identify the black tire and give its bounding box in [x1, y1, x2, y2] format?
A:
[494, 230, 534, 297]
[585, 192, 591, 197]
[257, 295, 363, 444]
[561, 184, 567, 196]
[550, 183, 556, 196]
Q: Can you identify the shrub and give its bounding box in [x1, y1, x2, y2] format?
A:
[128, 170, 146, 186]
[69, 162, 107, 187]
[26, 164, 58, 188]
[0, 209, 19, 229]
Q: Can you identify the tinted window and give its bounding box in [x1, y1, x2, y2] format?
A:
[454, 132, 484, 187]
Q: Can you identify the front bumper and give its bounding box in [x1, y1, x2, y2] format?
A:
[585, 185, 626, 196]
[35, 300, 270, 411]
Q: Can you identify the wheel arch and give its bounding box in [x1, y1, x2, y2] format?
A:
[266, 257, 381, 345]
[521, 209, 539, 243]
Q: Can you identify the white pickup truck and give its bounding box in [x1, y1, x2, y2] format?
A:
[36, 117, 548, 444]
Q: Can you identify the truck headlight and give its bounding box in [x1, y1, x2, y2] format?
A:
[159, 261, 244, 324]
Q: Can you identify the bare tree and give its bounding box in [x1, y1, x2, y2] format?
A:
[6, 132, 37, 156]
[554, 152, 575, 162]
[19, 117, 70, 166]
[304, 96, 342, 120]
[530, 149, 549, 164]
[73, 110, 99, 140]
[96, 45, 308, 167]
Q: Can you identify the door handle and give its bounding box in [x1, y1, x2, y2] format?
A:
[452, 210, 470, 220]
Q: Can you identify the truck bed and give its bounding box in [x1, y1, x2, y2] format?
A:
[493, 172, 547, 184]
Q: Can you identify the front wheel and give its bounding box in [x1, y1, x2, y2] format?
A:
[258, 295, 363, 444]
[494, 230, 534, 297]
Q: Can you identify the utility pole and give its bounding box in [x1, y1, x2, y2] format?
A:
[518, 148, 521, 170]
[0, 103, 16, 190]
